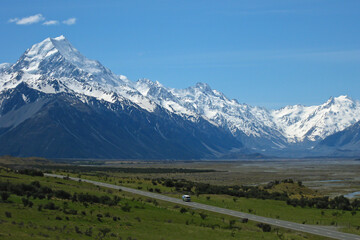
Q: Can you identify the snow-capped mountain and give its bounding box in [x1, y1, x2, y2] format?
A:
[0, 35, 359, 158]
[0, 36, 243, 159]
[132, 78, 360, 150]
[0, 35, 156, 112]
[272, 96, 360, 143]
[133, 79, 287, 150]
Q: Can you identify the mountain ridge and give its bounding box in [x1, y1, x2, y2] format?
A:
[0, 35, 359, 158]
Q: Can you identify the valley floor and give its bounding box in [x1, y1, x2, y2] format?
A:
[0, 157, 359, 239]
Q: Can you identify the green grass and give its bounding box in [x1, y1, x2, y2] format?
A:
[0, 169, 330, 240]
[59, 170, 360, 235]
[192, 194, 360, 234]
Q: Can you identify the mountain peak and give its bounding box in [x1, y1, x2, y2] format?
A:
[8, 36, 122, 87]
[25, 35, 69, 56]
[18, 35, 105, 75]
[53, 35, 66, 41]
[325, 95, 354, 107]
[194, 82, 213, 94]
[334, 95, 351, 101]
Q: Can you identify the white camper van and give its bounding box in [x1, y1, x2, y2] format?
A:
[182, 195, 191, 202]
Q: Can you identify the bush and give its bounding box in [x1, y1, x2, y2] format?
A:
[5, 211, 11, 218]
[43, 202, 59, 210]
[180, 207, 188, 213]
[0, 191, 10, 201]
[99, 227, 111, 237]
[229, 220, 236, 228]
[164, 179, 175, 187]
[199, 213, 207, 220]
[18, 169, 44, 177]
[257, 223, 271, 232]
[121, 203, 131, 212]
[85, 227, 93, 237]
[75, 226, 82, 234]
[64, 209, 77, 215]
[21, 198, 33, 207]
[54, 190, 71, 200]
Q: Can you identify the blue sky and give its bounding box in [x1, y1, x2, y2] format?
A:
[1, 0, 359, 109]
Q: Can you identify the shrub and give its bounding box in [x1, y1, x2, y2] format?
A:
[5, 211, 11, 218]
[64, 209, 77, 215]
[229, 220, 236, 228]
[0, 191, 10, 201]
[31, 181, 41, 188]
[75, 226, 82, 234]
[21, 198, 33, 207]
[164, 179, 175, 187]
[199, 213, 207, 220]
[257, 223, 271, 232]
[99, 227, 111, 237]
[54, 190, 71, 200]
[85, 227, 93, 236]
[121, 203, 131, 212]
[43, 202, 59, 210]
[180, 207, 188, 213]
[18, 169, 44, 177]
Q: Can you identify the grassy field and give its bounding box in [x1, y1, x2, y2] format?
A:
[0, 168, 331, 240]
[57, 169, 360, 235]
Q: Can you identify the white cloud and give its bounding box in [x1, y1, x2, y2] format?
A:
[62, 18, 76, 25]
[43, 20, 59, 26]
[8, 14, 76, 26]
[8, 18, 19, 23]
[9, 14, 45, 25]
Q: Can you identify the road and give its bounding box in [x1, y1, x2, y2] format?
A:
[45, 173, 360, 240]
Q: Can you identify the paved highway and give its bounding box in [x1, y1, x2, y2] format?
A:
[45, 173, 360, 240]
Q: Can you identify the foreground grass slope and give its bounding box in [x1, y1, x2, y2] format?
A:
[0, 168, 329, 240]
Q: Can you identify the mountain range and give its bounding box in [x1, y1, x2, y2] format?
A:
[0, 36, 359, 159]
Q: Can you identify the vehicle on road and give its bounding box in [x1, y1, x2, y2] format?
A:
[182, 195, 191, 202]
